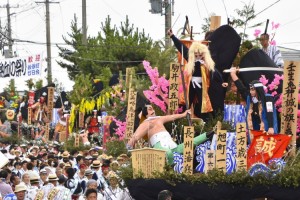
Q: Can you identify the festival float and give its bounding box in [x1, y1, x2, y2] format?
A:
[117, 17, 300, 200]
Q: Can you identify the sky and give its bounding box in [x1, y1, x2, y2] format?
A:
[1, 0, 300, 93]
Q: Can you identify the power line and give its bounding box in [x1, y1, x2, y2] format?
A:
[195, 0, 202, 20]
[61, 54, 144, 63]
[255, 0, 280, 17]
[201, 0, 209, 17]
[222, 0, 228, 19]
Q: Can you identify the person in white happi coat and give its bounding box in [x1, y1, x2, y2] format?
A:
[102, 172, 133, 200]
[91, 160, 108, 191]
[41, 173, 59, 200]
[78, 180, 104, 200]
[25, 173, 41, 200]
[55, 175, 72, 200]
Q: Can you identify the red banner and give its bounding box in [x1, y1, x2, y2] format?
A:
[247, 130, 291, 169]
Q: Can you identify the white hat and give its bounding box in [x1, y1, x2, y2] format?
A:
[48, 173, 59, 181]
[14, 183, 27, 193]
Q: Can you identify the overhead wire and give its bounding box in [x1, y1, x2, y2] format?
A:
[201, 0, 209, 17]
[195, 0, 202, 20]
[222, 0, 228, 19]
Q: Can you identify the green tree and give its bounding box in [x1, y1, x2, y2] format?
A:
[57, 15, 154, 80]
[232, 1, 263, 42]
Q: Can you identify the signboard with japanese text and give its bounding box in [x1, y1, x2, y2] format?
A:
[79, 112, 85, 128]
[131, 148, 166, 178]
[235, 123, 247, 171]
[0, 54, 43, 78]
[247, 130, 291, 169]
[47, 87, 54, 122]
[281, 61, 300, 154]
[74, 134, 80, 147]
[44, 123, 50, 141]
[204, 150, 215, 173]
[183, 126, 194, 175]
[125, 88, 137, 141]
[216, 130, 227, 172]
[168, 63, 180, 111]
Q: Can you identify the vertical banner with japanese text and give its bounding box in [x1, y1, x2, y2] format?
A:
[236, 123, 247, 171]
[281, 61, 300, 155]
[205, 150, 215, 173]
[183, 126, 194, 175]
[216, 130, 227, 172]
[125, 88, 137, 141]
[47, 87, 54, 122]
[168, 63, 180, 111]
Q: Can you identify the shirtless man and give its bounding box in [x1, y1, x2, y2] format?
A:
[127, 104, 214, 164]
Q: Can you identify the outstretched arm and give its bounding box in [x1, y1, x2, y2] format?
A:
[160, 109, 191, 124]
[167, 28, 189, 61]
[127, 122, 148, 148]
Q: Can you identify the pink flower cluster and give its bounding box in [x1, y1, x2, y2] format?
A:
[142, 60, 169, 113]
[253, 21, 280, 46]
[112, 117, 126, 140]
[259, 74, 300, 133]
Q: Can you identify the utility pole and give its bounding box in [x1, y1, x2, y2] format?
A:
[164, 0, 173, 49]
[149, 0, 174, 48]
[0, 0, 19, 58]
[36, 0, 59, 85]
[82, 0, 87, 45]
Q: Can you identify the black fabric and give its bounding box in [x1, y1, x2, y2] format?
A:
[239, 48, 283, 94]
[54, 91, 68, 108]
[34, 83, 55, 102]
[109, 92, 150, 137]
[207, 25, 241, 82]
[109, 74, 119, 86]
[126, 179, 300, 200]
[93, 81, 104, 97]
[206, 25, 241, 114]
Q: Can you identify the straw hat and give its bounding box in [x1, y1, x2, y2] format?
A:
[14, 183, 27, 193]
[91, 160, 101, 168]
[84, 169, 93, 176]
[110, 160, 120, 167]
[40, 168, 47, 174]
[29, 173, 40, 184]
[107, 171, 118, 180]
[62, 151, 70, 158]
[48, 174, 59, 182]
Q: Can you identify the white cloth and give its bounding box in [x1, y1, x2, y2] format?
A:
[54, 185, 72, 200]
[149, 131, 177, 149]
[25, 185, 39, 200]
[41, 183, 54, 200]
[191, 76, 202, 88]
[262, 45, 284, 67]
[103, 187, 132, 200]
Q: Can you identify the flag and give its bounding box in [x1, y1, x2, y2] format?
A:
[247, 130, 291, 169]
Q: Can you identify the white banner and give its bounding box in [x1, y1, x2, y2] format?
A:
[0, 54, 43, 78]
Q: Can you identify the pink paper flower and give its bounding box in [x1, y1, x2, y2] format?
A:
[272, 21, 280, 30]
[254, 29, 261, 37]
[270, 40, 277, 46]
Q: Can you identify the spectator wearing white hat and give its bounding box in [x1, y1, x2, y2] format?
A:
[103, 171, 132, 200]
[42, 174, 58, 200]
[25, 173, 40, 200]
[39, 168, 48, 188]
[13, 183, 27, 200]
